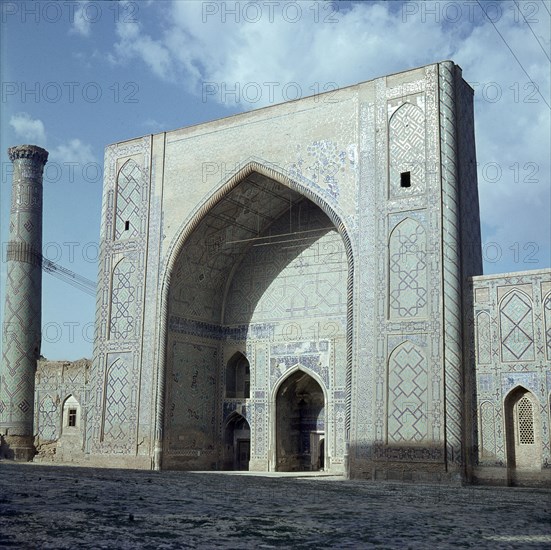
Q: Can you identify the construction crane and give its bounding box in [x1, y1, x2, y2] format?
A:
[41, 256, 96, 297]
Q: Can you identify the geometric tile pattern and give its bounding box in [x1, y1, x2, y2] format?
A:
[115, 160, 142, 240]
[389, 218, 428, 318]
[88, 137, 150, 457]
[387, 342, 428, 442]
[109, 258, 136, 340]
[349, 66, 448, 470]
[102, 357, 131, 446]
[224, 203, 347, 325]
[37, 394, 58, 441]
[389, 102, 426, 198]
[499, 291, 535, 362]
[480, 401, 496, 458]
[0, 147, 46, 437]
[439, 62, 465, 466]
[476, 312, 492, 364]
[544, 294, 551, 360]
[472, 271, 551, 472]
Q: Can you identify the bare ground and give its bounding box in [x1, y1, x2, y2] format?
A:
[0, 462, 550, 549]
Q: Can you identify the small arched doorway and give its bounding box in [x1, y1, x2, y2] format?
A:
[223, 414, 250, 471]
[505, 387, 542, 484]
[276, 370, 325, 472]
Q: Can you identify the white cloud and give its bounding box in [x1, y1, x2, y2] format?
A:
[9, 113, 46, 145]
[70, 1, 92, 37]
[106, 0, 550, 272]
[142, 118, 166, 132]
[8, 114, 97, 176]
[50, 139, 96, 166]
[105, 1, 467, 106]
[110, 9, 172, 79]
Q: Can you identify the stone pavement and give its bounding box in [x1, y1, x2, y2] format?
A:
[0, 462, 550, 549]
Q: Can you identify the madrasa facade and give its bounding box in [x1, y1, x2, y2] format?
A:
[1, 61, 550, 486]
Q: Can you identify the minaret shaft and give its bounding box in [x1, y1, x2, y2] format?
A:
[0, 145, 48, 460]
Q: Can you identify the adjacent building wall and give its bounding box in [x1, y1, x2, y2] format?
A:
[33, 359, 89, 462]
[470, 269, 551, 486]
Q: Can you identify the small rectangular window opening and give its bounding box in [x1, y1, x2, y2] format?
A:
[125, 221, 130, 231]
[68, 408, 77, 427]
[400, 171, 411, 188]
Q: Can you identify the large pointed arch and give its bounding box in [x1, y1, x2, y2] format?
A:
[152, 161, 355, 471]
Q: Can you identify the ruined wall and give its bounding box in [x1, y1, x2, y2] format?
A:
[33, 359, 89, 462]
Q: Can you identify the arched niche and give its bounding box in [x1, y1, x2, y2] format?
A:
[114, 159, 142, 240]
[387, 341, 429, 443]
[225, 352, 250, 399]
[504, 386, 542, 483]
[388, 218, 428, 319]
[388, 102, 426, 197]
[109, 257, 137, 340]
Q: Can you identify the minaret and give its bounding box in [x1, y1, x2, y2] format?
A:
[0, 145, 48, 460]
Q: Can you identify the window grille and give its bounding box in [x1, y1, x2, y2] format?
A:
[517, 397, 535, 445]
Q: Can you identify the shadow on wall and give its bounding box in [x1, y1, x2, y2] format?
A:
[0, 435, 15, 459]
[348, 441, 551, 487]
[348, 442, 462, 484]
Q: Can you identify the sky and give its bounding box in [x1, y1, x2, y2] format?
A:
[1, 0, 550, 360]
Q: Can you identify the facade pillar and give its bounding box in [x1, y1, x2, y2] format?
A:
[0, 144, 48, 460]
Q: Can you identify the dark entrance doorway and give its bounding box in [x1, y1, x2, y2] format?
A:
[276, 370, 325, 472]
[223, 414, 250, 470]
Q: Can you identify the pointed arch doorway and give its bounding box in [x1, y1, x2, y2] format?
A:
[275, 369, 325, 472]
[505, 387, 542, 485]
[224, 414, 250, 471]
